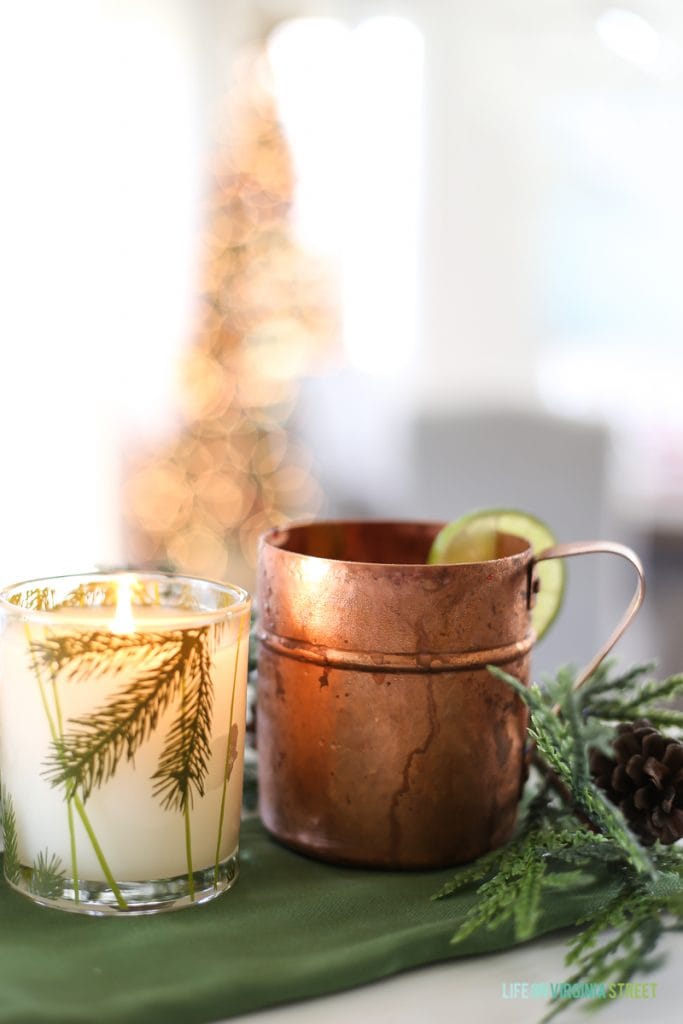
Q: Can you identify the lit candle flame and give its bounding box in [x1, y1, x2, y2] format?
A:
[110, 576, 136, 634]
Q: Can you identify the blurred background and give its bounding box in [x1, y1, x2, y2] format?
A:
[2, 0, 682, 676]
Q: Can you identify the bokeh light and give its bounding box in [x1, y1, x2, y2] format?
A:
[122, 43, 338, 588]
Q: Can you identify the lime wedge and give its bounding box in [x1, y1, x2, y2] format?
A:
[427, 508, 565, 639]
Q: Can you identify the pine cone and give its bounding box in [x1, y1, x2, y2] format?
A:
[590, 719, 683, 846]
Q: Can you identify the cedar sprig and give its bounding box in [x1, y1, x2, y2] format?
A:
[436, 661, 683, 1020]
[433, 795, 630, 945]
[577, 660, 657, 699]
[489, 665, 656, 876]
[435, 775, 683, 1022]
[542, 852, 683, 1021]
[580, 662, 683, 730]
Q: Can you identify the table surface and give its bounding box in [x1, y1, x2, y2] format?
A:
[223, 929, 683, 1024]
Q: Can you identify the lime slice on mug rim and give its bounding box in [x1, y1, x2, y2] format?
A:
[427, 508, 565, 639]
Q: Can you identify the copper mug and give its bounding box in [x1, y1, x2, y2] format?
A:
[256, 520, 644, 869]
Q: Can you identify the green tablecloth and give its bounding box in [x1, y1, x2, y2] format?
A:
[0, 819, 612, 1024]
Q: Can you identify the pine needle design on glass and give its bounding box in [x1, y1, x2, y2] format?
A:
[33, 626, 222, 815]
[30, 850, 66, 899]
[0, 785, 21, 885]
[2, 784, 67, 896]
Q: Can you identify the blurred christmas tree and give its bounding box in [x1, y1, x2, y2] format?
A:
[123, 45, 337, 588]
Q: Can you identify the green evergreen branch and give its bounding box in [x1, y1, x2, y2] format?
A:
[215, 612, 246, 882]
[577, 660, 657, 701]
[581, 663, 683, 731]
[589, 705, 683, 729]
[589, 669, 683, 708]
[49, 684, 80, 905]
[513, 856, 545, 941]
[27, 617, 225, 911]
[435, 789, 680, 1021]
[577, 782, 656, 877]
[26, 623, 128, 909]
[542, 887, 673, 1021]
[0, 785, 21, 885]
[152, 630, 214, 812]
[564, 685, 589, 793]
[44, 632, 206, 801]
[434, 803, 628, 942]
[32, 630, 183, 684]
[489, 665, 655, 877]
[30, 850, 66, 899]
[433, 661, 683, 1020]
[432, 845, 509, 902]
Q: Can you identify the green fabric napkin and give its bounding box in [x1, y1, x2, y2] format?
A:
[0, 819, 611, 1024]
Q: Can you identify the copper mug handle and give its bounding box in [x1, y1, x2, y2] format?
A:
[532, 541, 646, 691]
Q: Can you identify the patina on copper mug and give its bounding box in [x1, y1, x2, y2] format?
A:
[256, 521, 644, 869]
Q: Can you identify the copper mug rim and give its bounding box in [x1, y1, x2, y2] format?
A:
[260, 518, 531, 569]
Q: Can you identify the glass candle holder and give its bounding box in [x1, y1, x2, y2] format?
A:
[0, 572, 250, 916]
